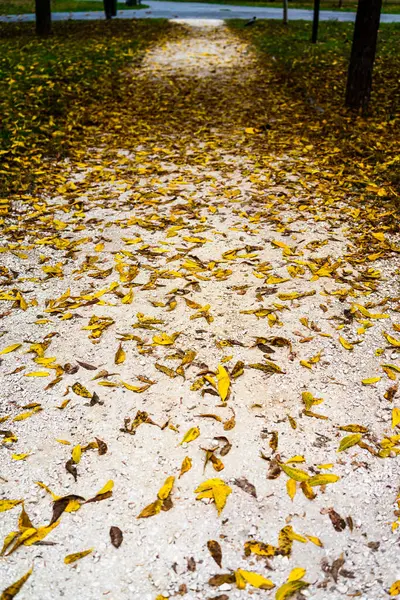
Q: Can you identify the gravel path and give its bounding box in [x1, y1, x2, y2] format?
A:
[1, 1, 400, 22]
[1, 20, 400, 600]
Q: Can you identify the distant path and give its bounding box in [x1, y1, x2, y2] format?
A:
[1, 1, 400, 22]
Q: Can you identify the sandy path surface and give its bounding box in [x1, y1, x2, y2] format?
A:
[1, 21, 400, 600]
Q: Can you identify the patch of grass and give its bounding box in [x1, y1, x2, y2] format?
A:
[0, 19, 169, 195]
[151, 0, 400, 14]
[0, 0, 147, 15]
[229, 20, 400, 194]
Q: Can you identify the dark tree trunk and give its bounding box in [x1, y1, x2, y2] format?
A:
[283, 0, 288, 24]
[311, 0, 320, 43]
[104, 0, 115, 18]
[345, 0, 382, 112]
[35, 0, 51, 36]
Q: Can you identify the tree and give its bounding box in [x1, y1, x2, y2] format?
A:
[104, 0, 117, 18]
[283, 0, 288, 25]
[35, 0, 51, 36]
[311, 0, 320, 43]
[345, 0, 382, 112]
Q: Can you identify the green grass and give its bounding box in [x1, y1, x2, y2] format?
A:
[0, 19, 169, 195]
[230, 20, 400, 191]
[0, 0, 147, 15]
[151, 0, 400, 14]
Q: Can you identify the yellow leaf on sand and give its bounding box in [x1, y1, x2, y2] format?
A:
[279, 463, 309, 482]
[137, 499, 163, 518]
[23, 521, 59, 546]
[64, 548, 93, 564]
[0, 500, 23, 512]
[288, 568, 306, 582]
[72, 382, 92, 398]
[114, 343, 126, 365]
[153, 332, 179, 346]
[71, 444, 82, 464]
[390, 581, 400, 596]
[95, 480, 114, 496]
[0, 343, 22, 355]
[25, 371, 49, 377]
[216, 365, 230, 402]
[306, 535, 323, 547]
[308, 473, 340, 486]
[11, 453, 30, 461]
[339, 336, 354, 350]
[392, 408, 400, 429]
[235, 569, 274, 590]
[286, 479, 297, 501]
[362, 377, 381, 385]
[275, 579, 309, 600]
[1, 567, 33, 599]
[179, 456, 192, 478]
[180, 426, 200, 445]
[195, 478, 231, 515]
[384, 333, 400, 348]
[337, 434, 362, 452]
[157, 476, 175, 500]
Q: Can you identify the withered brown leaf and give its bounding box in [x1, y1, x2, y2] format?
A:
[233, 477, 257, 498]
[110, 526, 123, 548]
[95, 437, 108, 455]
[207, 540, 222, 568]
[65, 458, 77, 481]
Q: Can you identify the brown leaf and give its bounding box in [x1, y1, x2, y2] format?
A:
[64, 363, 79, 374]
[90, 391, 103, 406]
[233, 477, 257, 498]
[207, 540, 222, 568]
[267, 458, 282, 480]
[65, 458, 77, 481]
[215, 436, 232, 457]
[77, 360, 98, 370]
[95, 438, 108, 455]
[208, 574, 235, 587]
[187, 557, 196, 572]
[51, 495, 85, 525]
[208, 596, 229, 600]
[321, 507, 346, 532]
[110, 526, 123, 548]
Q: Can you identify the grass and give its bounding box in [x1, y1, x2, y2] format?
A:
[230, 20, 400, 192]
[0, 19, 169, 195]
[151, 0, 400, 14]
[0, 0, 147, 15]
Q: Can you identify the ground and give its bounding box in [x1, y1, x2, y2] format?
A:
[0, 17, 400, 600]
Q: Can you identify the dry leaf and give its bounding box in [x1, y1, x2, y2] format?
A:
[207, 540, 222, 567]
[110, 526, 123, 548]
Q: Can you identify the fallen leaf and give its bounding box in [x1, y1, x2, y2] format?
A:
[110, 526, 123, 548]
[64, 548, 93, 564]
[207, 540, 222, 567]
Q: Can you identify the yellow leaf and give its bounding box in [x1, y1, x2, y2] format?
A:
[157, 476, 175, 500]
[288, 568, 307, 582]
[152, 332, 180, 345]
[384, 333, 400, 348]
[13, 407, 41, 421]
[179, 456, 192, 478]
[392, 408, 400, 429]
[279, 463, 309, 482]
[180, 426, 200, 445]
[235, 569, 274, 590]
[306, 535, 323, 547]
[95, 480, 114, 496]
[339, 336, 353, 350]
[72, 382, 91, 398]
[11, 453, 30, 461]
[64, 548, 93, 564]
[137, 499, 163, 518]
[308, 474, 340, 486]
[338, 434, 362, 452]
[362, 377, 381, 385]
[390, 581, 400, 596]
[25, 371, 49, 377]
[275, 579, 309, 600]
[71, 444, 82, 464]
[114, 343, 126, 365]
[24, 521, 59, 546]
[286, 479, 297, 501]
[1, 567, 33, 599]
[121, 288, 134, 304]
[195, 478, 231, 515]
[216, 365, 230, 402]
[0, 500, 23, 512]
[55, 439, 71, 445]
[0, 343, 21, 355]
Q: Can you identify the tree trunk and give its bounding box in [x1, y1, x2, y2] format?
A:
[283, 0, 288, 24]
[104, 0, 114, 18]
[35, 0, 51, 36]
[345, 0, 382, 112]
[311, 0, 320, 43]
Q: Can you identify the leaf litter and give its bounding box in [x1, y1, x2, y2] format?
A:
[0, 16, 399, 600]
